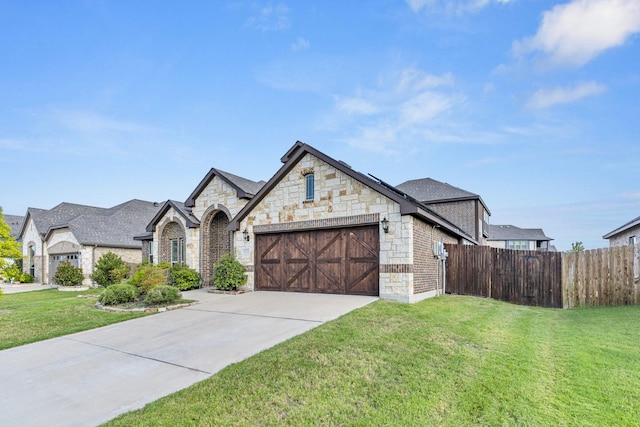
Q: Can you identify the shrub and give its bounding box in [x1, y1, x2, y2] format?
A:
[144, 285, 181, 306]
[169, 264, 202, 291]
[212, 253, 247, 291]
[20, 273, 34, 283]
[2, 263, 22, 281]
[99, 283, 139, 306]
[52, 261, 84, 287]
[91, 252, 131, 287]
[129, 264, 169, 294]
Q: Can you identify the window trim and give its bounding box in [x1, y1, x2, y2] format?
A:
[305, 173, 315, 201]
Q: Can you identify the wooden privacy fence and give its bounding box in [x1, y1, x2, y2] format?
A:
[445, 244, 640, 309]
[445, 244, 563, 308]
[563, 245, 640, 308]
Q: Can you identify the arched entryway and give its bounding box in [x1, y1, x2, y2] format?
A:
[201, 209, 231, 286]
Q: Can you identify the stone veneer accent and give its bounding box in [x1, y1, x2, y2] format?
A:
[235, 152, 415, 300]
[253, 213, 379, 233]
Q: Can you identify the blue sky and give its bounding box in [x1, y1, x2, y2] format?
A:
[1, 0, 639, 251]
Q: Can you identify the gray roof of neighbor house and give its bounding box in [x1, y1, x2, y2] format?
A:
[229, 141, 478, 244]
[396, 178, 491, 214]
[603, 215, 640, 239]
[4, 214, 25, 239]
[488, 224, 553, 242]
[184, 168, 266, 208]
[21, 200, 161, 249]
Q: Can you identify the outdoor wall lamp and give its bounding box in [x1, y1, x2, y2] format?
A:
[381, 217, 389, 234]
[243, 229, 250, 242]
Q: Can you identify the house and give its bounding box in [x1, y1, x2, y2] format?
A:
[18, 200, 161, 285]
[228, 141, 479, 303]
[486, 224, 554, 251]
[141, 168, 265, 286]
[603, 215, 640, 247]
[4, 214, 25, 240]
[396, 178, 491, 245]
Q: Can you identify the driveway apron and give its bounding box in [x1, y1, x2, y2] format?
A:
[0, 290, 376, 427]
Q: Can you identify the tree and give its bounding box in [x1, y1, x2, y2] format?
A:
[90, 251, 130, 287]
[0, 207, 22, 279]
[571, 242, 585, 252]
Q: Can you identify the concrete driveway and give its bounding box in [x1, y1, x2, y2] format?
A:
[0, 289, 376, 427]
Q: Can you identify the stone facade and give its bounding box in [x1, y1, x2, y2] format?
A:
[608, 224, 640, 247]
[233, 152, 461, 302]
[150, 174, 252, 285]
[21, 217, 45, 283]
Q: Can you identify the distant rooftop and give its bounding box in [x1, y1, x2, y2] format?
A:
[488, 224, 553, 242]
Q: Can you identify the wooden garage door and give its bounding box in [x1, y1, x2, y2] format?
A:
[255, 225, 379, 296]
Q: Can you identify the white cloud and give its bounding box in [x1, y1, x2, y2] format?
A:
[405, 0, 514, 14]
[52, 110, 151, 134]
[335, 97, 379, 115]
[514, 0, 640, 67]
[246, 3, 290, 31]
[527, 81, 607, 109]
[292, 36, 310, 52]
[326, 68, 464, 153]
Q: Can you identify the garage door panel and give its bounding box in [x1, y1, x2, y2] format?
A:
[256, 234, 284, 291]
[256, 225, 379, 296]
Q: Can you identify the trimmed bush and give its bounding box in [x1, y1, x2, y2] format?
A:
[20, 273, 34, 283]
[91, 252, 130, 287]
[169, 264, 202, 291]
[99, 283, 140, 306]
[212, 253, 247, 291]
[52, 261, 84, 287]
[144, 285, 181, 306]
[129, 264, 169, 294]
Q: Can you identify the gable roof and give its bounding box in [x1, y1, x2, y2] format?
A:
[396, 178, 491, 214]
[229, 141, 477, 243]
[21, 200, 161, 249]
[184, 168, 265, 208]
[488, 224, 553, 242]
[146, 200, 200, 232]
[603, 215, 640, 239]
[4, 214, 25, 239]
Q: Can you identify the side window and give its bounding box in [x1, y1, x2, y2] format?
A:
[305, 173, 314, 201]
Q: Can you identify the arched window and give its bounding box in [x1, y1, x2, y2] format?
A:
[28, 245, 35, 276]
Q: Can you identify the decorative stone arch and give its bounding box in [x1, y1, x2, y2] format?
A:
[200, 205, 232, 286]
[158, 220, 186, 265]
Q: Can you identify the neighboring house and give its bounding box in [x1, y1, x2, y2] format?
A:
[396, 178, 491, 245]
[229, 141, 479, 303]
[603, 215, 640, 247]
[18, 200, 161, 285]
[141, 168, 265, 286]
[4, 215, 25, 240]
[486, 224, 554, 251]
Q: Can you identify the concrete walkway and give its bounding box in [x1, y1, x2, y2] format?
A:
[0, 289, 376, 427]
[0, 282, 52, 294]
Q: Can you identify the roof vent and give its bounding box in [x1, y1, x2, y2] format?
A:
[338, 160, 352, 169]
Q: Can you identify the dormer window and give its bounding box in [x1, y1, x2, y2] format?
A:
[305, 173, 315, 201]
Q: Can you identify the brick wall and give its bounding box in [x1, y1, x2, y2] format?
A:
[200, 210, 232, 286]
[413, 220, 459, 295]
[159, 221, 185, 264]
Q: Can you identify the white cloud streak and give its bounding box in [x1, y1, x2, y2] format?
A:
[292, 36, 310, 52]
[246, 3, 290, 31]
[326, 68, 466, 153]
[527, 81, 607, 109]
[514, 0, 640, 67]
[406, 0, 514, 14]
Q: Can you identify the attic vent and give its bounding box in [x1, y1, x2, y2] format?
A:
[338, 160, 352, 169]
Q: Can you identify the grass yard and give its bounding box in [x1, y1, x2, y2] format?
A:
[105, 295, 640, 426]
[0, 289, 149, 350]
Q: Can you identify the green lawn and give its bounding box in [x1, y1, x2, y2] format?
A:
[104, 296, 640, 426]
[0, 289, 149, 350]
